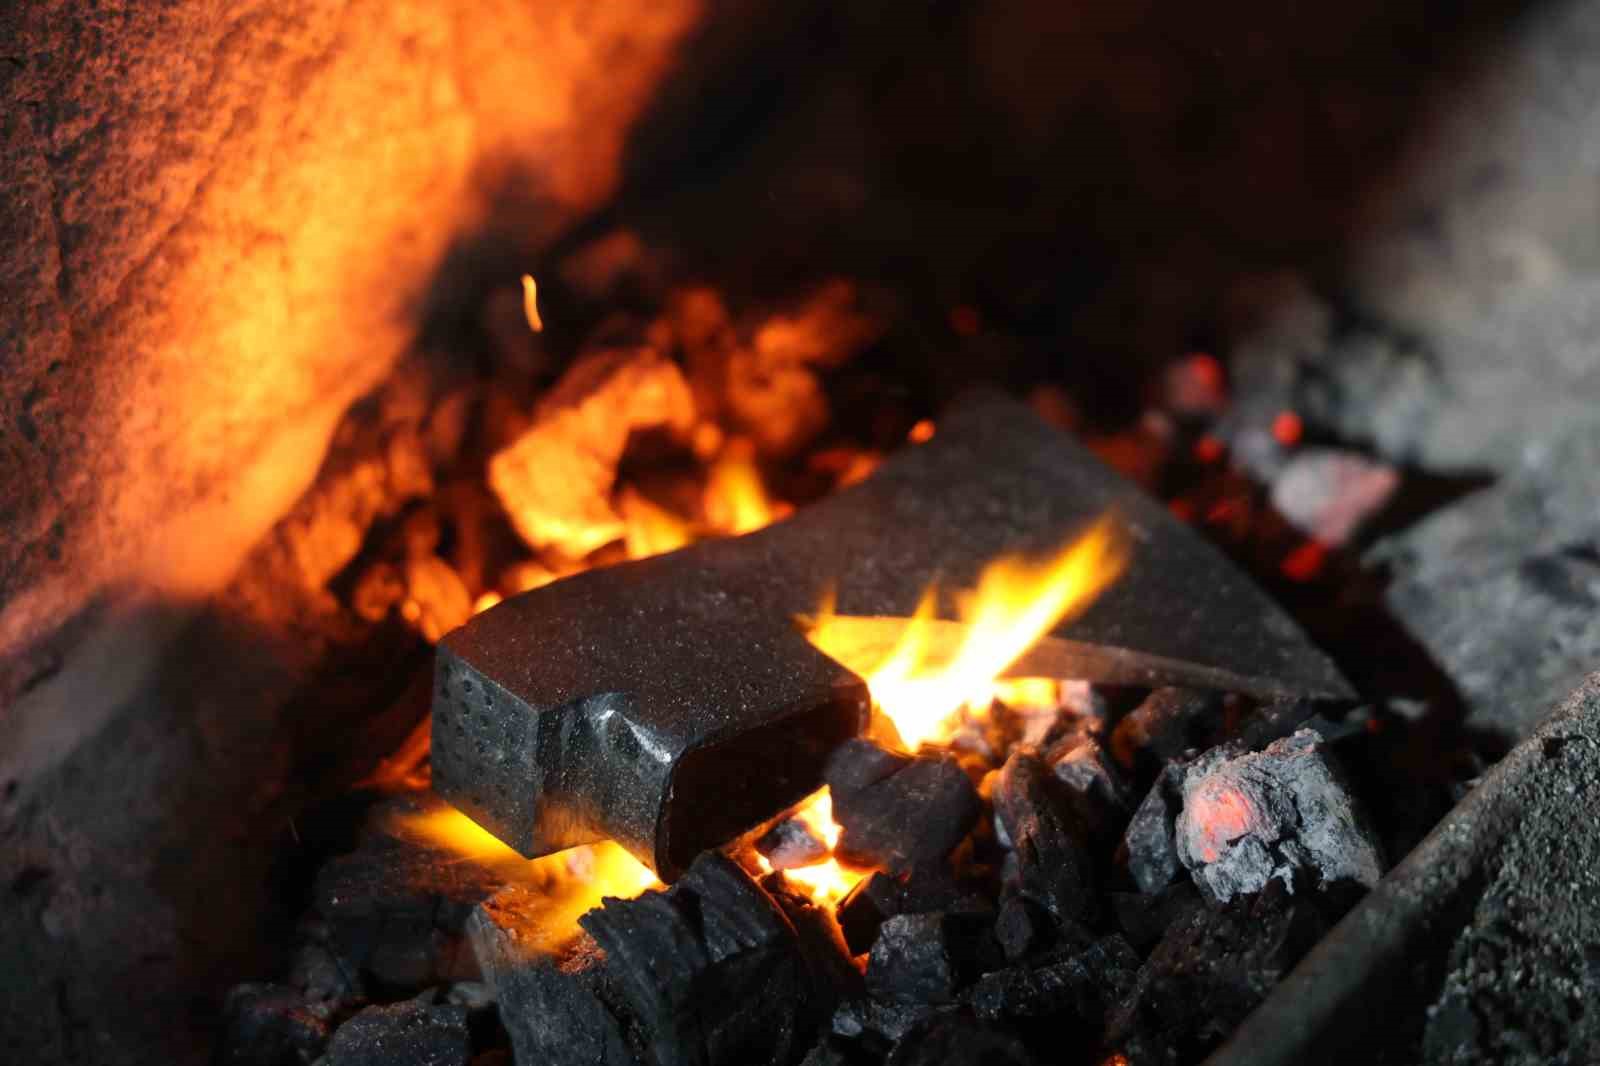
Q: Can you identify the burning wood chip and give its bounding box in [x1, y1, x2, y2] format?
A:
[757, 816, 830, 871]
[824, 738, 981, 875]
[993, 751, 1100, 925]
[321, 999, 472, 1066]
[487, 346, 694, 556]
[1174, 730, 1383, 904]
[469, 892, 632, 1066]
[473, 852, 818, 1066]
[304, 798, 508, 995]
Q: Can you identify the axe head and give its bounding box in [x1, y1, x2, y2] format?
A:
[433, 392, 1351, 879]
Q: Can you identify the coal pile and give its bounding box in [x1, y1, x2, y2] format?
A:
[214, 677, 1447, 1066]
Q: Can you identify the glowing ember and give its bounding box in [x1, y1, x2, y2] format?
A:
[618, 485, 694, 559]
[393, 804, 659, 953]
[805, 514, 1129, 748]
[754, 787, 867, 907]
[1184, 782, 1260, 864]
[705, 437, 782, 534]
[521, 273, 543, 333]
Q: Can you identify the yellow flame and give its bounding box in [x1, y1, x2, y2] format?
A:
[521, 274, 543, 333]
[755, 787, 866, 908]
[806, 514, 1129, 748]
[393, 805, 658, 952]
[705, 438, 779, 534]
[618, 486, 694, 559]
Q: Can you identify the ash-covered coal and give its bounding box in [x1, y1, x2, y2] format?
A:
[1174, 730, 1383, 904]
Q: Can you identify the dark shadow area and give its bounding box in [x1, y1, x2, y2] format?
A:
[584, 0, 1545, 428]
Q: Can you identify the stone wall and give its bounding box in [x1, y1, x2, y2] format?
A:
[0, 0, 701, 783]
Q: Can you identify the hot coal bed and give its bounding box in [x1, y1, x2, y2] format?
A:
[209, 376, 1598, 1066]
[9, 3, 1600, 1066]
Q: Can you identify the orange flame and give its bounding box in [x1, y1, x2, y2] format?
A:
[804, 514, 1129, 748]
[754, 787, 867, 908]
[704, 438, 781, 534]
[618, 486, 694, 559]
[392, 804, 658, 953]
[521, 274, 543, 333]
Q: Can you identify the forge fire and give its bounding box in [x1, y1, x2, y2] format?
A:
[9, 3, 1600, 1066]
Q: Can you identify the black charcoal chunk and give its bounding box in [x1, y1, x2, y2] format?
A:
[826, 739, 981, 874]
[865, 914, 961, 1005]
[1106, 881, 1330, 1062]
[800, 1034, 869, 1066]
[1110, 688, 1220, 772]
[324, 1000, 471, 1066]
[968, 935, 1139, 1023]
[1122, 763, 1185, 894]
[992, 751, 1098, 924]
[1049, 738, 1134, 846]
[1175, 730, 1383, 904]
[835, 867, 988, 957]
[763, 873, 864, 1011]
[308, 796, 500, 994]
[215, 984, 332, 1066]
[994, 895, 1050, 963]
[758, 817, 829, 870]
[836, 873, 903, 957]
[580, 852, 810, 1066]
[1110, 882, 1202, 950]
[469, 890, 634, 1066]
[831, 999, 944, 1044]
[885, 1015, 1039, 1066]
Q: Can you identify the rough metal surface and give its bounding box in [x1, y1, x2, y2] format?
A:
[1203, 673, 1600, 1066]
[435, 394, 1350, 876]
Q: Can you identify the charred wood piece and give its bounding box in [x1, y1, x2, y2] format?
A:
[825, 739, 981, 874]
[834, 867, 988, 957]
[469, 889, 634, 1066]
[1106, 882, 1331, 1064]
[215, 984, 333, 1066]
[473, 852, 817, 1066]
[1110, 687, 1221, 774]
[967, 934, 1139, 1024]
[304, 796, 504, 997]
[1110, 882, 1203, 951]
[434, 393, 1351, 878]
[758, 818, 829, 870]
[323, 999, 472, 1066]
[865, 914, 962, 1006]
[993, 751, 1099, 925]
[1175, 730, 1383, 904]
[1048, 738, 1134, 848]
[1121, 763, 1185, 895]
